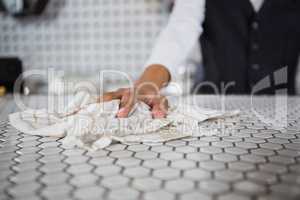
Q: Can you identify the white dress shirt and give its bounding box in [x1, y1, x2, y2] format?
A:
[145, 0, 299, 86]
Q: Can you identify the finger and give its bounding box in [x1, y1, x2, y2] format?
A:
[151, 96, 168, 118]
[97, 91, 122, 102]
[117, 89, 136, 118]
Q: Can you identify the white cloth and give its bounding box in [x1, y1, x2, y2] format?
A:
[9, 92, 239, 151]
[145, 0, 299, 82]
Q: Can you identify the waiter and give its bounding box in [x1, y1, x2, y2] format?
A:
[101, 0, 300, 118]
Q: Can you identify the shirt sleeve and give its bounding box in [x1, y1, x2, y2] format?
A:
[144, 0, 206, 80]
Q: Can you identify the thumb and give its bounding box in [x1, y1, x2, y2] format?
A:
[151, 97, 168, 118]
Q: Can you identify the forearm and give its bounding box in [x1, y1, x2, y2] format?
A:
[135, 64, 171, 93]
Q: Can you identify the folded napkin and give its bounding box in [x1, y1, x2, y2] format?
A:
[9, 92, 239, 150]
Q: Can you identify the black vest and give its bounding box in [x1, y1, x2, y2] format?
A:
[195, 0, 300, 94]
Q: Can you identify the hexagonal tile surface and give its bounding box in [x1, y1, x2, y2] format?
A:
[1, 95, 300, 200]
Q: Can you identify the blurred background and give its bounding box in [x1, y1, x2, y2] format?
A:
[0, 0, 298, 96]
[0, 0, 200, 96]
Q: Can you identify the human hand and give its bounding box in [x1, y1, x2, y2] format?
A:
[99, 84, 168, 118]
